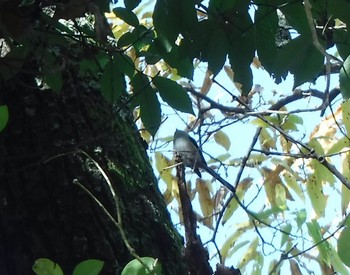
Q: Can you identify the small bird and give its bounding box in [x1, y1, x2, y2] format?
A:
[173, 129, 236, 193]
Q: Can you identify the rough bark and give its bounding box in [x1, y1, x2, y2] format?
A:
[0, 1, 188, 274]
[0, 69, 185, 275]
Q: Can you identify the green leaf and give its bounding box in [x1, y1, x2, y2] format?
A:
[131, 73, 150, 107]
[328, 0, 350, 27]
[334, 29, 350, 60]
[45, 72, 63, 94]
[121, 257, 162, 275]
[338, 226, 350, 267]
[118, 31, 139, 48]
[153, 76, 194, 114]
[140, 86, 161, 137]
[163, 45, 194, 79]
[124, 0, 141, 10]
[251, 207, 282, 222]
[226, 9, 255, 95]
[342, 99, 350, 135]
[208, 0, 239, 13]
[118, 26, 153, 50]
[133, 26, 155, 51]
[114, 53, 135, 78]
[139, 50, 161, 65]
[307, 220, 331, 265]
[255, 6, 278, 73]
[295, 209, 307, 230]
[139, 39, 163, 64]
[19, 0, 35, 7]
[0, 105, 9, 133]
[79, 52, 109, 75]
[340, 55, 350, 99]
[72, 259, 104, 275]
[153, 0, 177, 50]
[153, 0, 198, 52]
[306, 173, 327, 218]
[131, 73, 161, 136]
[80, 59, 100, 74]
[113, 7, 139, 27]
[32, 258, 64, 275]
[341, 153, 350, 215]
[0, 41, 28, 80]
[274, 35, 324, 89]
[100, 59, 124, 104]
[279, 1, 310, 35]
[207, 28, 228, 75]
[96, 0, 110, 12]
[329, 245, 350, 274]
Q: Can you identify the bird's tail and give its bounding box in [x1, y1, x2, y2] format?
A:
[203, 166, 236, 193]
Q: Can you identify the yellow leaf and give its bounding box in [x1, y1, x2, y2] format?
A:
[225, 240, 250, 263]
[223, 65, 234, 82]
[275, 183, 287, 210]
[222, 178, 253, 224]
[280, 135, 292, 153]
[311, 105, 341, 140]
[327, 136, 350, 155]
[196, 178, 214, 228]
[262, 166, 285, 207]
[311, 159, 336, 185]
[200, 69, 213, 96]
[251, 117, 269, 128]
[262, 168, 277, 207]
[259, 128, 276, 151]
[140, 128, 151, 143]
[209, 153, 231, 164]
[306, 174, 327, 217]
[197, 211, 214, 229]
[308, 138, 325, 155]
[214, 130, 231, 151]
[220, 230, 242, 263]
[214, 187, 228, 212]
[246, 154, 268, 166]
[222, 189, 243, 225]
[268, 259, 280, 275]
[155, 152, 173, 188]
[238, 237, 259, 269]
[282, 171, 305, 201]
[342, 99, 350, 135]
[289, 259, 302, 275]
[309, 127, 335, 152]
[162, 188, 173, 205]
[252, 57, 261, 69]
[170, 178, 180, 202]
[234, 82, 242, 92]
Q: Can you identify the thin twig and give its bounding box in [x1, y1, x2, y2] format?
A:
[304, 0, 332, 115]
[45, 150, 154, 273]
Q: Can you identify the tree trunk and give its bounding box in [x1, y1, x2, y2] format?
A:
[0, 73, 186, 274]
